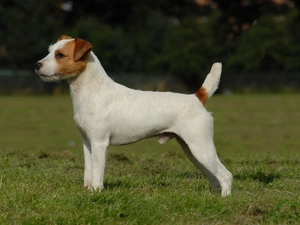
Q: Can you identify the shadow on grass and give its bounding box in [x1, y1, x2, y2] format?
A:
[105, 181, 131, 190]
[109, 153, 133, 164]
[234, 168, 280, 184]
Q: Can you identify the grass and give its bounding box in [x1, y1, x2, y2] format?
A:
[0, 94, 300, 224]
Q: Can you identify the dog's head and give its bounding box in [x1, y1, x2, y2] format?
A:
[35, 35, 92, 82]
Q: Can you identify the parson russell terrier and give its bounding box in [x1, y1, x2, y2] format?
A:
[35, 35, 232, 196]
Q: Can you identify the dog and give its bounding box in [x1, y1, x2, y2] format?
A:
[35, 35, 232, 196]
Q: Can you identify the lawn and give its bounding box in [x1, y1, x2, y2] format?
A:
[0, 94, 299, 224]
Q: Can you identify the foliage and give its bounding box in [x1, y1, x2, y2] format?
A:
[0, 0, 299, 89]
[151, 11, 224, 90]
[226, 9, 300, 73]
[0, 0, 63, 69]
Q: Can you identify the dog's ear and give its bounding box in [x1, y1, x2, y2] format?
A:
[73, 38, 93, 62]
[58, 35, 72, 41]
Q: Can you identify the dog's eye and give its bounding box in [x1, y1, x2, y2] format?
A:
[56, 53, 65, 59]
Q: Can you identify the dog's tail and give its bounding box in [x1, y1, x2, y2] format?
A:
[195, 62, 222, 105]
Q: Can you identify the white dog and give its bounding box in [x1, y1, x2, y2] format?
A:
[35, 35, 232, 196]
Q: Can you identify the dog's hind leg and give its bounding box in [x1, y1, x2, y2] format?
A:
[176, 118, 232, 196]
[177, 137, 232, 196]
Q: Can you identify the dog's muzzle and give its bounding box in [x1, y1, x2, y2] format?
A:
[35, 62, 62, 82]
[35, 62, 42, 71]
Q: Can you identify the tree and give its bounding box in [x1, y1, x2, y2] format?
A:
[150, 12, 224, 91]
[225, 8, 300, 73]
[0, 0, 64, 70]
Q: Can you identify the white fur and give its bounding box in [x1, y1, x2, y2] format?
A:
[36, 39, 232, 196]
[202, 63, 222, 98]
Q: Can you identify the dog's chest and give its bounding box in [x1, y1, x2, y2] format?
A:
[73, 107, 90, 137]
[72, 98, 95, 136]
[73, 112, 84, 130]
[71, 96, 109, 137]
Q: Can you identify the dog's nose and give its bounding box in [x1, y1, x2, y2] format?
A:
[35, 62, 42, 70]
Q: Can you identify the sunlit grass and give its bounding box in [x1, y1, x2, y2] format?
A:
[0, 94, 299, 224]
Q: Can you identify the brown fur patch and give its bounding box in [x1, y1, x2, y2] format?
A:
[73, 38, 93, 62]
[58, 35, 72, 41]
[195, 86, 208, 105]
[55, 39, 92, 77]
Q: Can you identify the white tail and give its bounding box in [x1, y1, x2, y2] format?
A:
[195, 63, 222, 105]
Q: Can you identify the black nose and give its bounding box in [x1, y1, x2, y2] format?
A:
[35, 62, 42, 70]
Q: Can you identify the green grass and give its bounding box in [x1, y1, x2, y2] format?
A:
[0, 94, 300, 224]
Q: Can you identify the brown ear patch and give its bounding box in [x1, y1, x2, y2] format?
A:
[195, 86, 208, 105]
[55, 40, 90, 77]
[73, 38, 93, 62]
[58, 35, 73, 41]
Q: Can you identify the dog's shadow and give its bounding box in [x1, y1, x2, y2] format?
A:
[105, 181, 131, 190]
[234, 168, 280, 184]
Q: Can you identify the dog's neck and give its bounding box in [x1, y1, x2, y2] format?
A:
[68, 52, 114, 96]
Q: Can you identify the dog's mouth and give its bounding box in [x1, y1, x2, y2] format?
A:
[37, 72, 62, 83]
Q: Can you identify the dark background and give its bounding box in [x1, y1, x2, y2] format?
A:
[0, 0, 299, 94]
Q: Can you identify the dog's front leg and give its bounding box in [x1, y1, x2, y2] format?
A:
[82, 137, 92, 190]
[91, 141, 108, 191]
